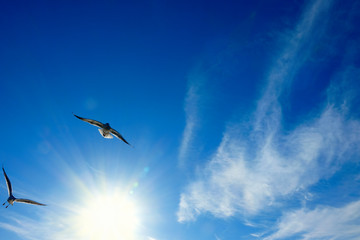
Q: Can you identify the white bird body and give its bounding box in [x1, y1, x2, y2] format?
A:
[2, 167, 46, 208]
[98, 128, 113, 139]
[73, 114, 131, 146]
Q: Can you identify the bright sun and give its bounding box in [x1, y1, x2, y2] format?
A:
[74, 191, 139, 240]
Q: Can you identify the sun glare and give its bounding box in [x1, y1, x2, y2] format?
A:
[74, 192, 139, 240]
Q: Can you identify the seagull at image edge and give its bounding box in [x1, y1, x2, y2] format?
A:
[73, 113, 132, 146]
[2, 167, 46, 208]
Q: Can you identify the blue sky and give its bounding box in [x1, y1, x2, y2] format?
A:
[0, 0, 360, 239]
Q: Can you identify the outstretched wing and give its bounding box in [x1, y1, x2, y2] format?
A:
[110, 128, 131, 146]
[15, 198, 46, 206]
[2, 167, 12, 196]
[73, 114, 104, 128]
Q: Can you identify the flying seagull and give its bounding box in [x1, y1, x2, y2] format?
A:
[2, 167, 46, 208]
[73, 114, 131, 146]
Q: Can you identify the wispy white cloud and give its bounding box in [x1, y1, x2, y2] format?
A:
[178, 72, 206, 166]
[177, 0, 360, 223]
[254, 0, 333, 133]
[0, 222, 30, 239]
[0, 212, 59, 240]
[264, 200, 360, 240]
[214, 234, 222, 240]
[177, 104, 360, 222]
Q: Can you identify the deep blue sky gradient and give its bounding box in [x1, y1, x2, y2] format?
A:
[1, 0, 360, 239]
